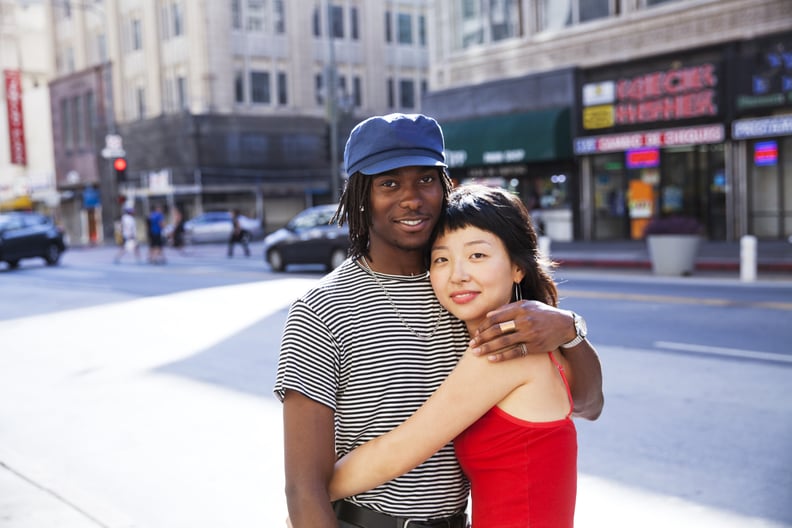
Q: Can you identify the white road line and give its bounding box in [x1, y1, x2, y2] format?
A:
[654, 341, 792, 364]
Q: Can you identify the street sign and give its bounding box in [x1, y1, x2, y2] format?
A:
[101, 148, 126, 159]
[102, 134, 125, 159]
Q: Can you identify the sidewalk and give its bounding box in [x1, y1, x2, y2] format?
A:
[546, 238, 792, 278]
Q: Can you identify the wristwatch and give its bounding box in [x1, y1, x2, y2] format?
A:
[561, 311, 587, 349]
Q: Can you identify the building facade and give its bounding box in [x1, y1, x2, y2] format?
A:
[425, 0, 792, 241]
[0, 1, 57, 216]
[46, 0, 431, 243]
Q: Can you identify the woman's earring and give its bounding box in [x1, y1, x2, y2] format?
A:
[513, 282, 523, 301]
[359, 206, 365, 212]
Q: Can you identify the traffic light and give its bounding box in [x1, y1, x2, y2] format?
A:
[113, 157, 127, 181]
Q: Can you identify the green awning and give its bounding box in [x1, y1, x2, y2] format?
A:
[442, 108, 571, 168]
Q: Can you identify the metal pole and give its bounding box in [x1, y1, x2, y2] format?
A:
[323, 0, 339, 202]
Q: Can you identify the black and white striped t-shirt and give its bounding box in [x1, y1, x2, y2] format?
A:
[274, 258, 470, 519]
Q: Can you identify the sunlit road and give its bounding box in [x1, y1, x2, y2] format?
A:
[1, 245, 790, 527]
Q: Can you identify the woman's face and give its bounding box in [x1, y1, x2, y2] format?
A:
[429, 225, 523, 333]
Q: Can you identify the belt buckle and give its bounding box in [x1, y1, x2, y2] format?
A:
[403, 519, 452, 528]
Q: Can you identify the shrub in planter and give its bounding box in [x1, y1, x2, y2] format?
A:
[643, 216, 703, 276]
[643, 215, 703, 236]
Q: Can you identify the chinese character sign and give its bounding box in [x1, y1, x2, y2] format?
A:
[4, 69, 27, 166]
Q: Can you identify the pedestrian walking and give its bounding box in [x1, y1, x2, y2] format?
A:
[147, 204, 166, 264]
[114, 207, 141, 264]
[274, 113, 603, 528]
[227, 209, 250, 257]
[171, 206, 186, 255]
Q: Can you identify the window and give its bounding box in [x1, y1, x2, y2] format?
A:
[131, 19, 142, 50]
[85, 91, 95, 136]
[385, 11, 392, 43]
[313, 7, 321, 37]
[331, 5, 344, 38]
[234, 71, 245, 103]
[61, 99, 71, 150]
[490, 0, 519, 41]
[458, 0, 521, 49]
[353, 76, 362, 107]
[350, 7, 359, 40]
[538, 0, 612, 32]
[400, 79, 415, 109]
[418, 15, 426, 46]
[232, 0, 242, 29]
[397, 13, 412, 44]
[247, 0, 264, 32]
[277, 72, 288, 105]
[315, 73, 324, 105]
[61, 47, 75, 74]
[250, 71, 271, 103]
[387, 78, 395, 109]
[461, 0, 483, 47]
[274, 0, 285, 33]
[177, 76, 187, 110]
[136, 87, 146, 120]
[172, 3, 183, 36]
[74, 95, 84, 146]
[97, 33, 107, 62]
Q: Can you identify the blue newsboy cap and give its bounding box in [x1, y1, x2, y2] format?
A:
[344, 113, 447, 175]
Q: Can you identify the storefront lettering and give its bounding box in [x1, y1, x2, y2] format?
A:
[662, 125, 723, 145]
[615, 90, 717, 124]
[573, 124, 725, 155]
[612, 63, 719, 126]
[445, 149, 468, 168]
[617, 64, 717, 100]
[482, 149, 526, 164]
[732, 115, 792, 139]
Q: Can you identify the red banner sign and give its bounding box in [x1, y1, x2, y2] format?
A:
[4, 69, 27, 166]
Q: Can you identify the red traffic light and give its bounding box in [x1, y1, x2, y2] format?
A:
[113, 158, 127, 171]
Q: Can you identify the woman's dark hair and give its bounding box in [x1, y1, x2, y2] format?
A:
[430, 184, 558, 307]
[331, 167, 454, 259]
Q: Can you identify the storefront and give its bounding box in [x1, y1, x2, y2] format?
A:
[442, 108, 577, 240]
[574, 48, 728, 241]
[729, 31, 792, 240]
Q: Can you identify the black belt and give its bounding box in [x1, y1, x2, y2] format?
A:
[334, 500, 467, 528]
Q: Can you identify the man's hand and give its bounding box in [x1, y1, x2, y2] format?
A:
[468, 300, 573, 361]
[468, 300, 604, 419]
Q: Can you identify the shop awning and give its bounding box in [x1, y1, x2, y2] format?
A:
[442, 108, 572, 168]
[0, 195, 33, 211]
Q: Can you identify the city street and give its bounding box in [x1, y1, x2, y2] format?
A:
[1, 243, 790, 528]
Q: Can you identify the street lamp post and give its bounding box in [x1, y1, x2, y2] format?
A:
[323, 0, 340, 202]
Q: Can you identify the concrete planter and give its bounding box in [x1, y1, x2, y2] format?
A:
[646, 235, 701, 276]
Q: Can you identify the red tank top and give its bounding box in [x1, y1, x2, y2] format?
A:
[454, 353, 577, 528]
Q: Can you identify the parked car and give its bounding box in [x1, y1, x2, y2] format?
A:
[263, 204, 350, 272]
[0, 212, 66, 269]
[183, 211, 264, 244]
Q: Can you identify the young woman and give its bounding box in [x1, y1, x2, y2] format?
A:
[329, 184, 578, 527]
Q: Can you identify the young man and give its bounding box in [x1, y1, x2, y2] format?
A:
[274, 113, 603, 528]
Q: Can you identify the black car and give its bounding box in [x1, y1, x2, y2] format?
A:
[0, 212, 67, 269]
[263, 204, 350, 272]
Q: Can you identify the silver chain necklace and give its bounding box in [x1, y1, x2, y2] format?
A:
[359, 256, 441, 340]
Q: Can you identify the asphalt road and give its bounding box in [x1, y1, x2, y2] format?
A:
[1, 244, 790, 527]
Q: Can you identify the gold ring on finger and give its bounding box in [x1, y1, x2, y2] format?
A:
[499, 320, 517, 334]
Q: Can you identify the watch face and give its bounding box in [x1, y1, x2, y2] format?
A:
[575, 314, 587, 337]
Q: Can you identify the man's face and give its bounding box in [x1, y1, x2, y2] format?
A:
[367, 166, 444, 255]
